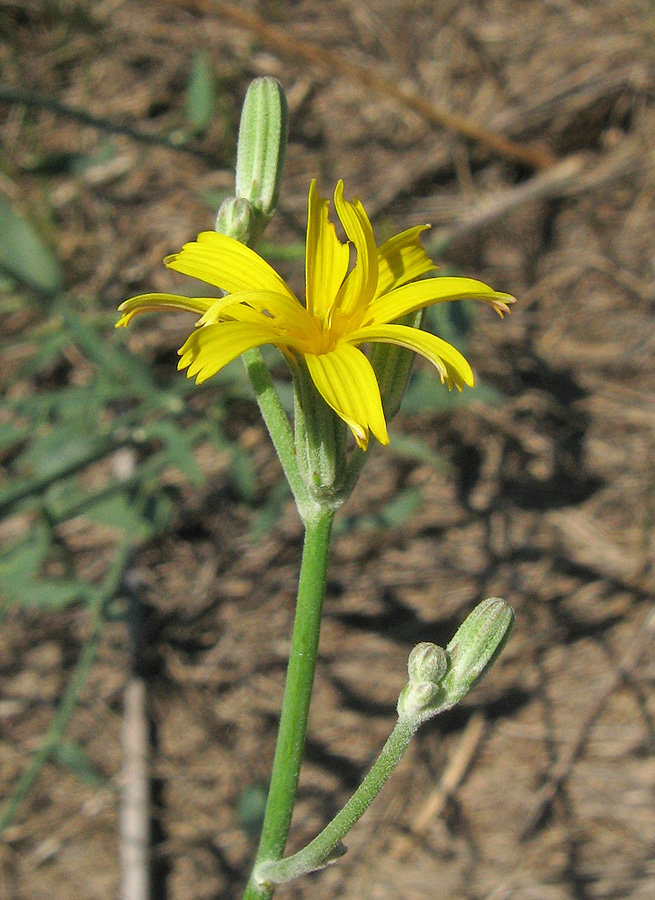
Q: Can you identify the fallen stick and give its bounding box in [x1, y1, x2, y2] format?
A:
[165, 0, 556, 171]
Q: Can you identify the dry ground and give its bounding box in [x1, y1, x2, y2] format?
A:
[1, 1, 655, 899]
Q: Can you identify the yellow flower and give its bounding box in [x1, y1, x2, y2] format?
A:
[117, 180, 513, 450]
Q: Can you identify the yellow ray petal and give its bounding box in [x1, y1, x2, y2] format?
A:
[178, 320, 288, 385]
[116, 293, 215, 327]
[348, 323, 474, 390]
[165, 231, 295, 297]
[305, 180, 350, 322]
[333, 181, 379, 317]
[305, 344, 389, 450]
[375, 225, 436, 298]
[198, 290, 318, 342]
[364, 276, 515, 327]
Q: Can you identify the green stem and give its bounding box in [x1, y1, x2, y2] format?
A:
[242, 347, 313, 517]
[255, 717, 417, 885]
[242, 508, 334, 900]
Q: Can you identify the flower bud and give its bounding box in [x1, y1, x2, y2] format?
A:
[397, 679, 441, 719]
[215, 196, 256, 243]
[235, 77, 288, 224]
[441, 598, 514, 705]
[407, 642, 448, 685]
[397, 642, 448, 720]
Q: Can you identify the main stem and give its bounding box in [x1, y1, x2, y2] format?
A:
[242, 508, 334, 900]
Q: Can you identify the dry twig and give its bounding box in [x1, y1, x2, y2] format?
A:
[165, 0, 556, 171]
[120, 677, 151, 900]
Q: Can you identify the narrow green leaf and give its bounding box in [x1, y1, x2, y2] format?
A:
[258, 240, 305, 262]
[0, 523, 86, 610]
[185, 50, 215, 136]
[236, 783, 268, 842]
[402, 370, 502, 413]
[0, 195, 62, 294]
[82, 492, 154, 542]
[16, 425, 100, 480]
[15, 579, 87, 610]
[379, 486, 423, 527]
[143, 420, 204, 487]
[230, 447, 257, 501]
[53, 742, 110, 789]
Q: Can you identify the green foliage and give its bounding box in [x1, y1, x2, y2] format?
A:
[185, 50, 215, 136]
[0, 195, 62, 294]
[0, 274, 268, 828]
[0, 521, 83, 610]
[236, 782, 268, 842]
[376, 485, 424, 527]
[0, 294, 261, 612]
[53, 741, 111, 790]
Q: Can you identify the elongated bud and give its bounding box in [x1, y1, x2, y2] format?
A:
[235, 77, 288, 226]
[441, 598, 514, 705]
[215, 78, 288, 247]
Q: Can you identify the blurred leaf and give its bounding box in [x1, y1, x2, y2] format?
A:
[199, 188, 230, 211]
[53, 741, 110, 790]
[43, 475, 92, 520]
[0, 523, 86, 610]
[0, 422, 24, 452]
[8, 326, 68, 374]
[402, 370, 503, 413]
[258, 239, 305, 262]
[0, 272, 16, 293]
[16, 425, 101, 480]
[236, 782, 267, 842]
[230, 446, 257, 501]
[185, 50, 215, 136]
[389, 432, 448, 470]
[0, 195, 62, 294]
[0, 520, 48, 577]
[250, 479, 289, 539]
[143, 420, 204, 487]
[70, 139, 117, 175]
[82, 492, 152, 539]
[425, 295, 476, 350]
[10, 578, 87, 610]
[379, 486, 423, 527]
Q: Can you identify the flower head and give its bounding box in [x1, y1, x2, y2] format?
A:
[117, 180, 513, 450]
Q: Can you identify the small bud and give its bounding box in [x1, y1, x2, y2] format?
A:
[397, 679, 441, 719]
[441, 598, 514, 705]
[215, 196, 256, 243]
[407, 642, 448, 685]
[235, 77, 288, 224]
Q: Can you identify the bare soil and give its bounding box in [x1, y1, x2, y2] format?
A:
[1, 2, 655, 899]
